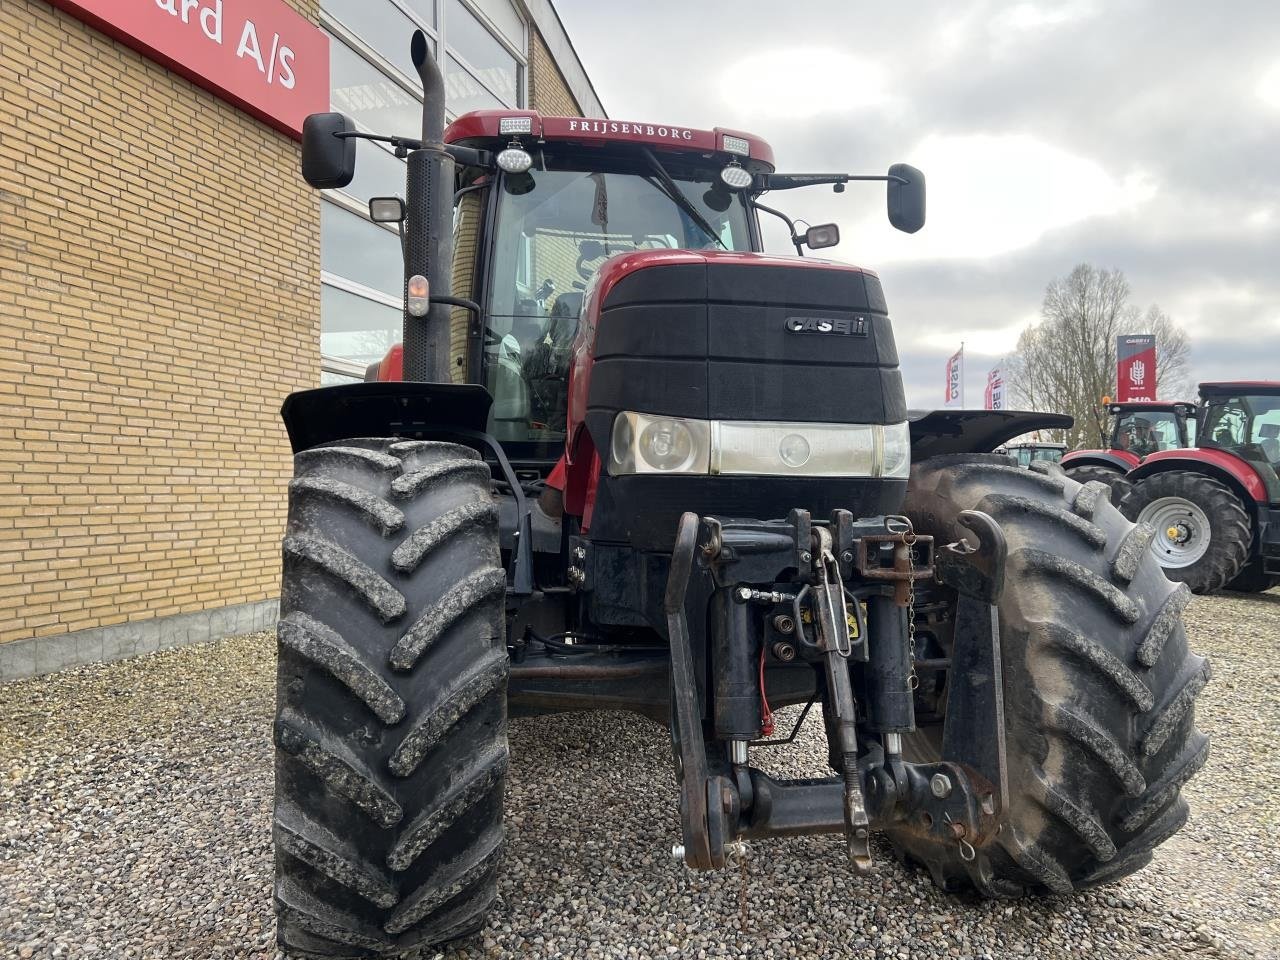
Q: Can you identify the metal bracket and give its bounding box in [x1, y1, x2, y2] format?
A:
[665, 512, 729, 869]
[855, 532, 935, 606]
[936, 510, 1008, 839]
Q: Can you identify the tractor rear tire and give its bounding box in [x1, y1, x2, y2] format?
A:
[273, 439, 508, 956]
[1062, 464, 1130, 505]
[892, 455, 1209, 896]
[1226, 560, 1277, 593]
[1118, 471, 1251, 594]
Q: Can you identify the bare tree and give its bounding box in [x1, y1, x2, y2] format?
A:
[1009, 264, 1192, 449]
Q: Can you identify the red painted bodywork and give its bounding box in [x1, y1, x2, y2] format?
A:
[48, 0, 328, 140]
[1199, 381, 1280, 393]
[444, 111, 776, 171]
[372, 344, 404, 382]
[1129, 449, 1269, 503]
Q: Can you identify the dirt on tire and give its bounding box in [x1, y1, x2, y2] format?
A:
[889, 455, 1210, 895]
[273, 439, 508, 956]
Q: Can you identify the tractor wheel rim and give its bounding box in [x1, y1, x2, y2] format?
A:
[1138, 496, 1211, 568]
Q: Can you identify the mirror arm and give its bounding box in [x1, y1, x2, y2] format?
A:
[334, 130, 492, 168]
[753, 201, 805, 256]
[760, 172, 909, 191]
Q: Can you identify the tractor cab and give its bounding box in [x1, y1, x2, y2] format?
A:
[437, 112, 776, 454]
[1062, 399, 1195, 492]
[1197, 382, 1280, 488]
[1107, 401, 1197, 457]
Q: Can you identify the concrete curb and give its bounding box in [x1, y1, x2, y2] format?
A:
[0, 598, 280, 682]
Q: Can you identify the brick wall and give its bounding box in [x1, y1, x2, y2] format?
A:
[528, 26, 582, 117]
[0, 0, 320, 646]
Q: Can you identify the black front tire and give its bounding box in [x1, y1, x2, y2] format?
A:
[1119, 470, 1251, 594]
[273, 439, 508, 956]
[890, 456, 1209, 896]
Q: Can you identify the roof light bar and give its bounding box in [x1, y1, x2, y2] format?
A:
[721, 134, 750, 157]
[499, 116, 533, 135]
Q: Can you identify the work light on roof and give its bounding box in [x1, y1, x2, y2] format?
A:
[499, 116, 533, 135]
[497, 143, 534, 173]
[719, 162, 753, 191]
[721, 134, 750, 157]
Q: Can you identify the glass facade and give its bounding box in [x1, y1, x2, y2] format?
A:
[318, 0, 528, 382]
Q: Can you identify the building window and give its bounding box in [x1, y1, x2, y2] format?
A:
[318, 0, 527, 381]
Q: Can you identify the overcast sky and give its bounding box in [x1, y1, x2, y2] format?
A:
[554, 0, 1280, 407]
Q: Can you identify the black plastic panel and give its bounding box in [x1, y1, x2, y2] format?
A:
[589, 474, 908, 550]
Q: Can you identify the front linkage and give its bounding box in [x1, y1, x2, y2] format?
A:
[665, 508, 1010, 883]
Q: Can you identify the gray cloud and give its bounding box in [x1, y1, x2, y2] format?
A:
[556, 0, 1280, 408]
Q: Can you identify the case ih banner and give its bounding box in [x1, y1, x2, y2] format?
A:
[984, 365, 1006, 410]
[1116, 334, 1157, 402]
[944, 346, 964, 408]
[48, 0, 328, 140]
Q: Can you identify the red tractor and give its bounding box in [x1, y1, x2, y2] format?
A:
[1062, 400, 1197, 494]
[1119, 382, 1280, 594]
[272, 32, 1208, 956]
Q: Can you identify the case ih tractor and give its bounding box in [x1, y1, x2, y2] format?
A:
[1119, 382, 1280, 594]
[1062, 400, 1197, 494]
[272, 33, 1208, 956]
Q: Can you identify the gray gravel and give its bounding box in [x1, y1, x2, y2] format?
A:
[1, 590, 1277, 960]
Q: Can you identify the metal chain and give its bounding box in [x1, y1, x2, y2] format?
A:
[899, 518, 920, 691]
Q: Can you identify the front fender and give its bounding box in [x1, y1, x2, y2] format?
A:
[907, 409, 1073, 461]
[1127, 449, 1268, 503]
[281, 382, 494, 453]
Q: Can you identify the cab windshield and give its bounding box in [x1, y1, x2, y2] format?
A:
[1111, 409, 1188, 456]
[483, 163, 753, 451]
[1201, 395, 1280, 467]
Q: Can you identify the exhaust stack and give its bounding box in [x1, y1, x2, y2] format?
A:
[402, 31, 454, 382]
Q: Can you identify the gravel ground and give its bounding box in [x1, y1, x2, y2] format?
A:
[1, 589, 1277, 960]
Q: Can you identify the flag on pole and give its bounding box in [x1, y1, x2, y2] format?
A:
[944, 345, 965, 408]
[984, 363, 1006, 410]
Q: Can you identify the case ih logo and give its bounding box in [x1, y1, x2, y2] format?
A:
[784, 316, 868, 336]
[1128, 358, 1147, 387]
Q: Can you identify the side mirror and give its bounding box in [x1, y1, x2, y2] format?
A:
[302, 112, 357, 189]
[804, 223, 840, 249]
[886, 162, 925, 234]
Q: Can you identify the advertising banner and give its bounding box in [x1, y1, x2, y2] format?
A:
[1116, 334, 1157, 402]
[984, 365, 1006, 410]
[944, 346, 964, 408]
[49, 0, 329, 140]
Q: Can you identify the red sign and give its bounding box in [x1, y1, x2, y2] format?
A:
[1116, 334, 1157, 402]
[49, 0, 329, 140]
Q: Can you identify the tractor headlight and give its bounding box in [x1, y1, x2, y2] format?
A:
[608, 414, 910, 478]
[610, 413, 712, 474]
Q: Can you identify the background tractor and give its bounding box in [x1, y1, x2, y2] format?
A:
[999, 440, 1067, 468]
[1119, 382, 1280, 594]
[1062, 400, 1197, 496]
[271, 31, 1209, 956]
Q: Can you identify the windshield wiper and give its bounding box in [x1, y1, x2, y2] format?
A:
[640, 147, 727, 250]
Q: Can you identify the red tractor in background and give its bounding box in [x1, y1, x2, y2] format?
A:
[1119, 382, 1280, 594]
[271, 30, 1208, 956]
[1062, 400, 1197, 495]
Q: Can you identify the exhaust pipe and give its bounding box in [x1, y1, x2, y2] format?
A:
[402, 31, 454, 382]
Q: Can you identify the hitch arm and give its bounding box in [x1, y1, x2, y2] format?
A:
[665, 513, 729, 869]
